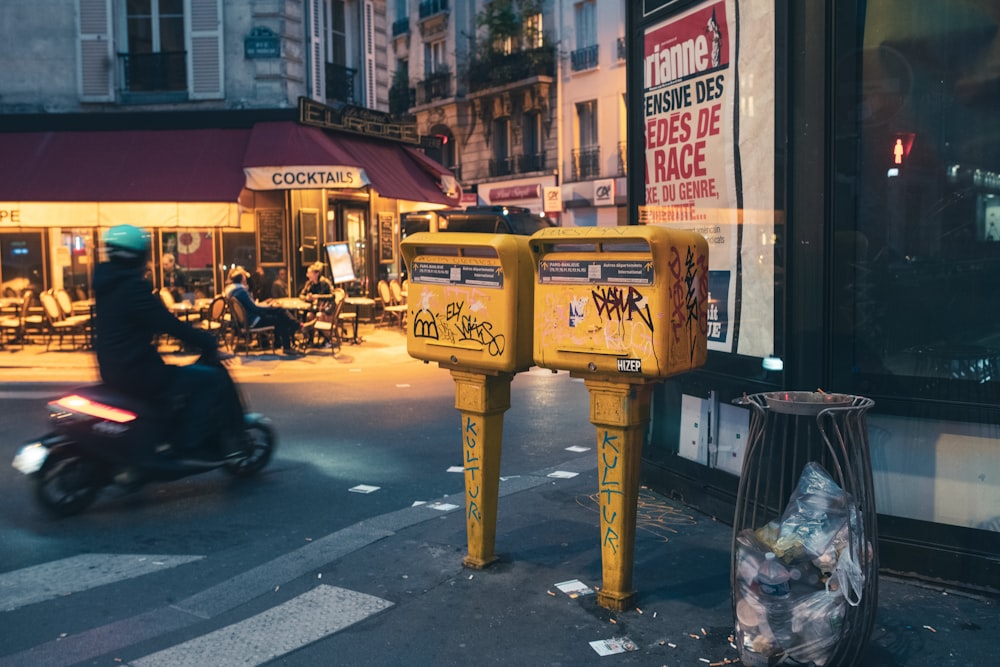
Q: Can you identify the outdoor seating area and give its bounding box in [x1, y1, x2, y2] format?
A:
[0, 286, 381, 358]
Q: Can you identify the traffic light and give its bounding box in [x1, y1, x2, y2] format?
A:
[891, 133, 915, 166]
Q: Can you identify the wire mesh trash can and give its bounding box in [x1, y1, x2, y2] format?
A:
[731, 392, 878, 667]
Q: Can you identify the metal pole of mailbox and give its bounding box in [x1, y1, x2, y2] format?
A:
[584, 377, 659, 611]
[450, 369, 514, 569]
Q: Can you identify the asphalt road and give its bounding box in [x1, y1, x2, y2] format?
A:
[0, 359, 596, 663]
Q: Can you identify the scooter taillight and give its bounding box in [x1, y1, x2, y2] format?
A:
[49, 395, 137, 423]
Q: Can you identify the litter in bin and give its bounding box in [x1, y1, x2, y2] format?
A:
[734, 461, 868, 666]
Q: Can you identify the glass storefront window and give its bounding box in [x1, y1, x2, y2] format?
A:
[58, 230, 96, 300]
[0, 232, 45, 299]
[833, 1, 1000, 410]
[160, 230, 215, 299]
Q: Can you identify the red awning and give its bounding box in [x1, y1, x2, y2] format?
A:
[0, 128, 250, 227]
[242, 122, 460, 206]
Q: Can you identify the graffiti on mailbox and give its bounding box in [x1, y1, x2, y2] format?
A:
[409, 279, 507, 357]
[465, 416, 482, 522]
[592, 285, 654, 332]
[668, 244, 709, 362]
[599, 429, 624, 554]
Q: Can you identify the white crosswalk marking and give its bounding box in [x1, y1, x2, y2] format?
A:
[0, 554, 203, 612]
[128, 585, 393, 667]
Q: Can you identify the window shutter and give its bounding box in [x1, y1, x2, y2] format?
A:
[188, 0, 224, 99]
[77, 0, 113, 102]
[309, 0, 324, 101]
[363, 0, 376, 108]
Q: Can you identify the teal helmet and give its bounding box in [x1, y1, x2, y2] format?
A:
[104, 224, 150, 262]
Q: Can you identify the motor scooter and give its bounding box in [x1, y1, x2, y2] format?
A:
[11, 353, 276, 517]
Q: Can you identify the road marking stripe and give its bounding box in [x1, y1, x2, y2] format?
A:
[0, 554, 203, 612]
[129, 585, 392, 667]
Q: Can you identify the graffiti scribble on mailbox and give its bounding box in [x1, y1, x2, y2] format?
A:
[465, 416, 482, 522]
[446, 301, 464, 321]
[457, 315, 506, 357]
[599, 429, 624, 555]
[592, 285, 654, 332]
[668, 244, 708, 360]
[412, 309, 439, 339]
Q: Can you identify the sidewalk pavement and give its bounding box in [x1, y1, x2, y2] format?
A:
[2, 326, 995, 666]
[277, 460, 995, 667]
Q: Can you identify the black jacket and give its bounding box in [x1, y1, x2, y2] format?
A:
[94, 261, 216, 398]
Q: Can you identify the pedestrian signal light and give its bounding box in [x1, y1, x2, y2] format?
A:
[892, 133, 915, 166]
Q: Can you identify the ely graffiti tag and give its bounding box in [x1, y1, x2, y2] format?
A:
[592, 285, 654, 332]
[599, 430, 623, 555]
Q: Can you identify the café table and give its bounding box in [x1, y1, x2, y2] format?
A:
[344, 296, 375, 344]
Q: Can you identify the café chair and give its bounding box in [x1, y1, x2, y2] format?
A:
[227, 296, 276, 356]
[39, 291, 89, 350]
[199, 296, 231, 348]
[377, 279, 407, 328]
[1, 290, 43, 349]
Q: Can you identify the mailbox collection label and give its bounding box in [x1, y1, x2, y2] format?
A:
[537, 260, 653, 285]
[411, 260, 504, 288]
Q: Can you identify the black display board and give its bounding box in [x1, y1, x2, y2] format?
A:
[257, 209, 285, 265]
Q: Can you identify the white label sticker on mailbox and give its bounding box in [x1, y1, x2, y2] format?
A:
[411, 261, 504, 288]
[538, 260, 653, 285]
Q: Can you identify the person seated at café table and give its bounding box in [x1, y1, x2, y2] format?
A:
[226, 266, 303, 356]
[161, 252, 188, 302]
[250, 266, 272, 302]
[270, 267, 289, 299]
[299, 261, 334, 301]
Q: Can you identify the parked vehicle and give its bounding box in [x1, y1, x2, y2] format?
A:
[11, 354, 275, 516]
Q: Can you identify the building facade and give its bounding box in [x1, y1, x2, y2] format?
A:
[0, 0, 459, 303]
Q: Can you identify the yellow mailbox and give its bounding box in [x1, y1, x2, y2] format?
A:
[401, 232, 534, 373]
[401, 231, 535, 570]
[530, 225, 709, 611]
[531, 226, 709, 379]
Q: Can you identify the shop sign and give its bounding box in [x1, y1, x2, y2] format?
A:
[244, 27, 280, 59]
[244, 165, 370, 191]
[489, 184, 541, 203]
[0, 208, 21, 225]
[594, 179, 616, 206]
[299, 97, 421, 146]
[543, 186, 561, 212]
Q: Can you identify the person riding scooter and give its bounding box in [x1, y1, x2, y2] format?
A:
[93, 224, 241, 458]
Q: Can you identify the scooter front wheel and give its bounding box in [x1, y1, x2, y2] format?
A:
[35, 451, 104, 517]
[224, 415, 275, 478]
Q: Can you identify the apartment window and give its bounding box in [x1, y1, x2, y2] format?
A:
[325, 0, 347, 65]
[524, 12, 543, 50]
[122, 0, 186, 92]
[491, 118, 513, 177]
[520, 112, 544, 173]
[574, 100, 599, 179]
[571, 1, 598, 71]
[425, 39, 445, 75]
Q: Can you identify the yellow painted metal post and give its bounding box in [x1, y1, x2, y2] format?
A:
[583, 377, 657, 611]
[451, 369, 514, 569]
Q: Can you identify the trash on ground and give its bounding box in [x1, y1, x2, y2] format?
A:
[589, 636, 637, 656]
[447, 466, 464, 473]
[428, 502, 460, 511]
[554, 579, 595, 597]
[349, 484, 380, 494]
[548, 470, 579, 479]
[566, 445, 590, 452]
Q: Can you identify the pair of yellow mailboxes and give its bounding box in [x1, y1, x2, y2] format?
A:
[400, 226, 710, 379]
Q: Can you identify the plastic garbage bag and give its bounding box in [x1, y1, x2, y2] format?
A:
[773, 462, 851, 562]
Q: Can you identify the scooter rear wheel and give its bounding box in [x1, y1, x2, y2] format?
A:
[35, 451, 104, 517]
[224, 417, 275, 478]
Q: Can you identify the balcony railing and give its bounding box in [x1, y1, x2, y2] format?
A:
[118, 51, 186, 93]
[392, 17, 409, 36]
[617, 142, 627, 176]
[467, 46, 555, 93]
[572, 146, 601, 180]
[489, 156, 515, 177]
[418, 0, 448, 19]
[518, 152, 547, 173]
[416, 70, 452, 104]
[325, 63, 357, 103]
[617, 37, 626, 61]
[570, 44, 599, 72]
